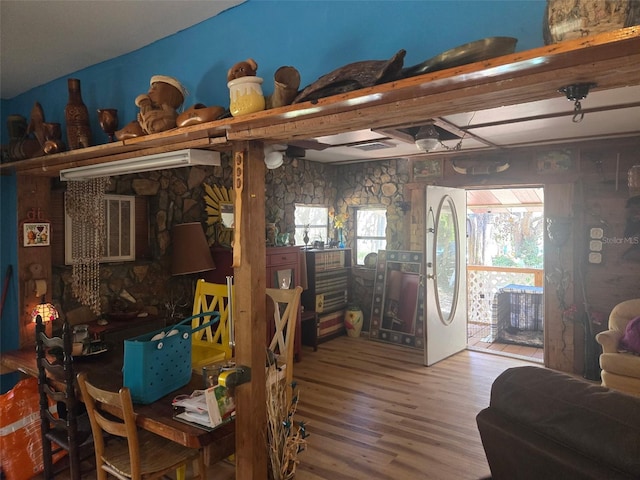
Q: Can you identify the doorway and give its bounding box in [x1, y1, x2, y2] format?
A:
[465, 187, 544, 363]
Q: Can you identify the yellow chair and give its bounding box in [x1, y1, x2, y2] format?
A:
[191, 279, 233, 370]
[76, 372, 206, 480]
[266, 286, 303, 404]
[596, 298, 640, 397]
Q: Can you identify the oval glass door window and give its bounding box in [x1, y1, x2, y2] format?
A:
[434, 195, 459, 325]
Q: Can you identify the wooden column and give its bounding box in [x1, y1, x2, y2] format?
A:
[232, 141, 267, 479]
[17, 175, 53, 347]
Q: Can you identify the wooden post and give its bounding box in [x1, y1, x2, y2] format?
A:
[17, 176, 53, 347]
[232, 141, 267, 479]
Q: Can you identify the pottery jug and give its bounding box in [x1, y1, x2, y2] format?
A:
[65, 78, 92, 149]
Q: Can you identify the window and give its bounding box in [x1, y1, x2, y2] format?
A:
[355, 208, 386, 264]
[294, 205, 328, 246]
[65, 194, 135, 264]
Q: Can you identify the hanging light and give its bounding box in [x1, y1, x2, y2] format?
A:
[264, 144, 286, 169]
[415, 123, 440, 152]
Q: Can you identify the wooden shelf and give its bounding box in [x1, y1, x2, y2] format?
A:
[2, 26, 639, 178]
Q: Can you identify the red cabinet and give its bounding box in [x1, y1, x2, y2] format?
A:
[266, 246, 302, 361]
[206, 246, 303, 361]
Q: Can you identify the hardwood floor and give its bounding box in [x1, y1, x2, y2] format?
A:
[33, 337, 537, 480]
[291, 337, 536, 480]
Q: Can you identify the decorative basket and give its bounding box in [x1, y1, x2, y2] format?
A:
[123, 312, 219, 404]
[543, 0, 640, 44]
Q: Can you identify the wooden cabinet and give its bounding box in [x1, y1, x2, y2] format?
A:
[301, 249, 351, 343]
[266, 246, 302, 361]
[205, 245, 303, 360]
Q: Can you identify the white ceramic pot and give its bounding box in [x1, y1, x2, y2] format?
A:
[227, 76, 265, 116]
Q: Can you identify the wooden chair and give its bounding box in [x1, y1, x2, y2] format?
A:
[35, 315, 94, 480]
[191, 279, 233, 370]
[266, 286, 303, 404]
[76, 371, 206, 480]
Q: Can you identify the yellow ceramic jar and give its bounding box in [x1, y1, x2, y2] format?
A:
[345, 305, 363, 338]
[227, 76, 265, 116]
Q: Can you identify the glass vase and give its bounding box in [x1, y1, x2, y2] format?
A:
[338, 228, 345, 248]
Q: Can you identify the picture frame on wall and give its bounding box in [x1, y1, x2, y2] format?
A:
[412, 159, 443, 181]
[535, 149, 574, 174]
[23, 222, 50, 247]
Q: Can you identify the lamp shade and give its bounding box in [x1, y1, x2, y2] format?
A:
[171, 222, 216, 275]
[31, 302, 59, 323]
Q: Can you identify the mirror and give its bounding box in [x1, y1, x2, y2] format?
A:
[369, 250, 424, 349]
[220, 202, 234, 229]
[204, 184, 234, 246]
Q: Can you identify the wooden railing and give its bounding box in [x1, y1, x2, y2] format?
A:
[467, 265, 543, 327]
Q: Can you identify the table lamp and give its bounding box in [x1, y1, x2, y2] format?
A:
[171, 223, 216, 313]
[32, 297, 59, 336]
[171, 222, 216, 276]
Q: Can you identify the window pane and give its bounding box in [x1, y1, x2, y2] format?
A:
[108, 199, 120, 256]
[121, 200, 131, 256]
[69, 195, 135, 264]
[294, 205, 328, 246]
[355, 209, 386, 264]
[356, 209, 386, 236]
[356, 239, 386, 262]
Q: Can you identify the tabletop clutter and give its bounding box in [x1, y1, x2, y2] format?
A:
[119, 310, 237, 430]
[172, 361, 237, 429]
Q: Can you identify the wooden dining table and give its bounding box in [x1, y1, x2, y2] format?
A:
[0, 342, 236, 463]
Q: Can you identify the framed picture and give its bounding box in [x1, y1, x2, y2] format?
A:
[535, 150, 573, 174]
[412, 159, 443, 181]
[23, 222, 50, 247]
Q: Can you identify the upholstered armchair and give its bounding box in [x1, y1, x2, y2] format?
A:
[596, 298, 640, 396]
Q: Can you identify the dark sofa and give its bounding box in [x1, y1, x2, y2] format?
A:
[476, 366, 640, 480]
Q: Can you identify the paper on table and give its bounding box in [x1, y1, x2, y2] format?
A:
[173, 386, 235, 428]
[176, 409, 214, 428]
[172, 390, 208, 414]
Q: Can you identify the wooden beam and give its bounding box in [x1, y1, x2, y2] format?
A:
[2, 27, 638, 178]
[232, 141, 267, 479]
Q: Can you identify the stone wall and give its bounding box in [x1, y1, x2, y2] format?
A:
[53, 152, 411, 320]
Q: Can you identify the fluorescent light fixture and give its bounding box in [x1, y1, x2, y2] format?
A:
[59, 148, 221, 181]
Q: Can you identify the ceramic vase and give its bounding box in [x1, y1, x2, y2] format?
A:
[345, 305, 363, 338]
[228, 76, 265, 116]
[65, 78, 92, 149]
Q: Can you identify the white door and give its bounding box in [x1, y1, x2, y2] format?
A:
[424, 186, 467, 366]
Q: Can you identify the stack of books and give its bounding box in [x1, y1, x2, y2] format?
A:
[172, 384, 235, 429]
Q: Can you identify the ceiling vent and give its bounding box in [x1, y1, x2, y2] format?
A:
[351, 140, 396, 151]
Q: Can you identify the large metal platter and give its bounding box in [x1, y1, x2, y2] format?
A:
[402, 37, 518, 78]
